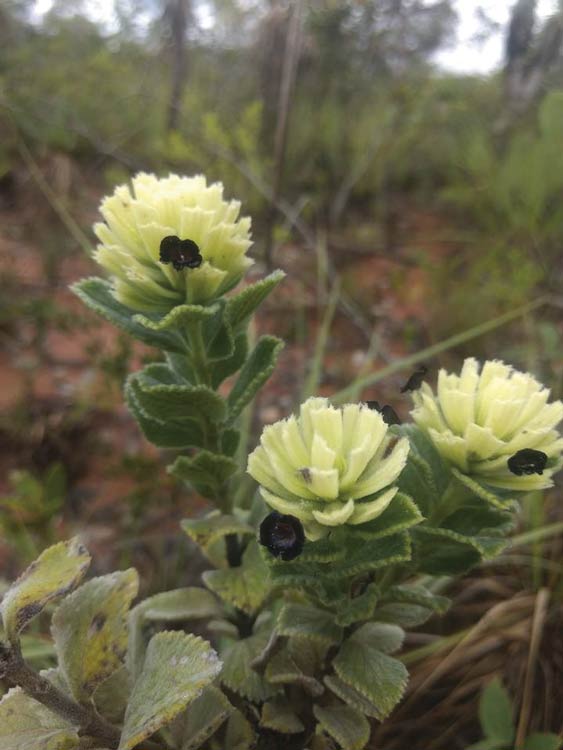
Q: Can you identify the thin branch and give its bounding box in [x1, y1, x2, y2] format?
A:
[0, 643, 121, 749]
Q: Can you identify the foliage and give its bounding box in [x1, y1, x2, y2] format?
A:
[466, 678, 562, 750]
[0, 174, 546, 749]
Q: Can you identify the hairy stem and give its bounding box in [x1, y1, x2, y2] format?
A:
[0, 643, 121, 749]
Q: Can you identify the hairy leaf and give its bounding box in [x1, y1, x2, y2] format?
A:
[1, 538, 90, 643]
[347, 493, 423, 541]
[221, 629, 278, 703]
[335, 583, 380, 627]
[52, 569, 138, 701]
[180, 686, 233, 750]
[277, 603, 342, 647]
[128, 373, 227, 424]
[170, 452, 239, 497]
[0, 687, 78, 750]
[227, 336, 284, 423]
[381, 584, 451, 615]
[119, 632, 221, 750]
[125, 381, 205, 449]
[127, 588, 221, 680]
[181, 511, 255, 561]
[261, 698, 305, 734]
[265, 640, 325, 697]
[203, 541, 270, 615]
[71, 278, 182, 352]
[333, 635, 408, 719]
[314, 703, 370, 750]
[324, 675, 383, 720]
[349, 622, 405, 654]
[224, 710, 256, 750]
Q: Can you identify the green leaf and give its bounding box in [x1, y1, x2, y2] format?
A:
[142, 587, 223, 623]
[451, 468, 515, 510]
[268, 533, 411, 587]
[374, 602, 435, 628]
[0, 538, 91, 643]
[221, 428, 241, 457]
[72, 278, 182, 351]
[133, 302, 218, 333]
[524, 733, 563, 750]
[127, 588, 222, 681]
[349, 622, 405, 654]
[181, 511, 255, 559]
[479, 678, 514, 745]
[224, 710, 256, 750]
[221, 629, 278, 702]
[399, 424, 451, 497]
[203, 541, 270, 615]
[324, 675, 382, 720]
[381, 584, 450, 615]
[0, 688, 79, 750]
[226, 271, 285, 330]
[261, 698, 304, 734]
[52, 569, 139, 702]
[277, 603, 342, 647]
[227, 336, 284, 423]
[211, 333, 249, 388]
[414, 525, 507, 575]
[180, 686, 233, 750]
[170, 451, 239, 497]
[314, 703, 370, 750]
[333, 634, 408, 719]
[335, 583, 380, 627]
[265, 640, 325, 697]
[119, 631, 222, 750]
[347, 493, 423, 541]
[93, 666, 131, 725]
[125, 381, 205, 449]
[127, 372, 227, 424]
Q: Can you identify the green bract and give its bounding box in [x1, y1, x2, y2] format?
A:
[411, 358, 563, 490]
[94, 172, 253, 312]
[247, 397, 410, 540]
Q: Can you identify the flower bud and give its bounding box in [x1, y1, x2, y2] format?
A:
[411, 358, 563, 490]
[93, 173, 252, 312]
[248, 397, 410, 540]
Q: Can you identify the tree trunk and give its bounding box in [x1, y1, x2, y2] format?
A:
[165, 0, 190, 133]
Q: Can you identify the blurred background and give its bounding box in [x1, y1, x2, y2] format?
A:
[0, 1, 562, 745]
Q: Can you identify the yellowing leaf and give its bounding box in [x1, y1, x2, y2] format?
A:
[0, 687, 79, 750]
[224, 710, 256, 750]
[119, 631, 222, 750]
[203, 541, 270, 615]
[0, 538, 90, 643]
[180, 686, 233, 750]
[52, 569, 139, 702]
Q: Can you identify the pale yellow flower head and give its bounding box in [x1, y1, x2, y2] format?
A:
[93, 172, 253, 312]
[247, 397, 410, 540]
[411, 358, 563, 490]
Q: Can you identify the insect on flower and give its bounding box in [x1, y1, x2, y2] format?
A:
[259, 512, 305, 561]
[507, 448, 548, 476]
[366, 400, 401, 426]
[400, 365, 428, 393]
[159, 236, 203, 270]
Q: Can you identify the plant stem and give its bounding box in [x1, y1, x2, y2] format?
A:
[0, 643, 122, 749]
[186, 322, 209, 385]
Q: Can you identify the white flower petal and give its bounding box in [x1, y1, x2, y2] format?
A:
[348, 486, 398, 524]
[312, 499, 355, 526]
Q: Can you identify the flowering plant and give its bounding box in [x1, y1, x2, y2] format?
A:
[1, 174, 561, 750]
